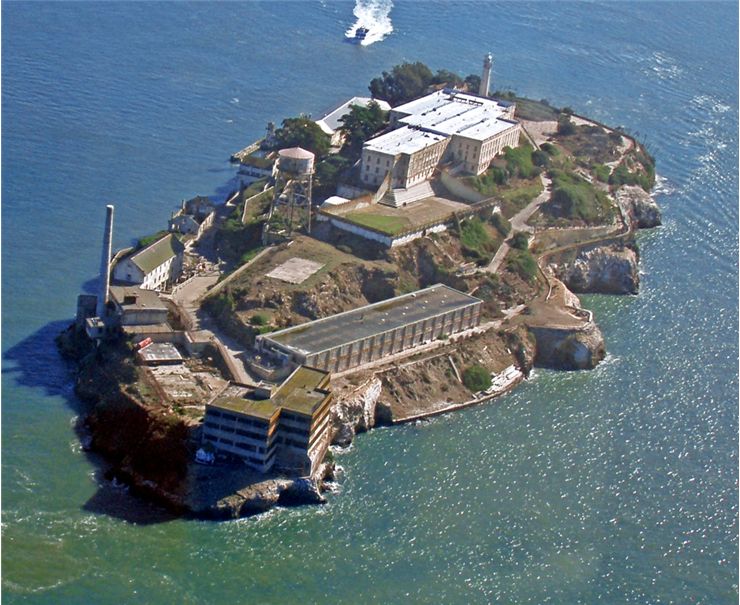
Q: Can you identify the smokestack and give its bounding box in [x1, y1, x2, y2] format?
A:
[95, 204, 114, 318]
[479, 53, 493, 97]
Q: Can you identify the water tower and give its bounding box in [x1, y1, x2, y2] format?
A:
[266, 147, 315, 240]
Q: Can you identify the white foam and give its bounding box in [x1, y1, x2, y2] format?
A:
[345, 0, 393, 46]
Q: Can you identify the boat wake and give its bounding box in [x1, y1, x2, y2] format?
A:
[345, 0, 393, 46]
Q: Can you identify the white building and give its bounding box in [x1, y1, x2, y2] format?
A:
[315, 97, 391, 147]
[112, 233, 185, 291]
[168, 195, 216, 241]
[360, 89, 520, 191]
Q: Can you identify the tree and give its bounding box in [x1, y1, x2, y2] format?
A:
[464, 74, 481, 93]
[338, 101, 388, 161]
[557, 115, 576, 136]
[431, 69, 463, 87]
[462, 365, 492, 392]
[369, 62, 434, 106]
[273, 117, 331, 157]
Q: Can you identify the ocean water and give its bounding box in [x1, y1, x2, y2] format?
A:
[2, 2, 737, 603]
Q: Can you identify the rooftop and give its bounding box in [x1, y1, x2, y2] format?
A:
[208, 366, 331, 420]
[109, 285, 167, 312]
[129, 234, 184, 275]
[315, 97, 391, 134]
[400, 103, 517, 142]
[363, 125, 447, 156]
[391, 89, 509, 119]
[262, 284, 482, 356]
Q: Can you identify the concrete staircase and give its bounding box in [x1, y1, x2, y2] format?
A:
[380, 181, 435, 208]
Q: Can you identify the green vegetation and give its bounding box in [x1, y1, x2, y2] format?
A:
[541, 142, 559, 156]
[467, 166, 508, 196]
[510, 231, 530, 250]
[504, 144, 536, 179]
[137, 230, 169, 249]
[273, 116, 331, 157]
[368, 62, 480, 106]
[546, 169, 615, 224]
[459, 217, 498, 264]
[531, 149, 550, 167]
[339, 101, 388, 160]
[557, 115, 576, 136]
[462, 365, 492, 392]
[250, 313, 268, 326]
[507, 248, 538, 282]
[592, 163, 611, 183]
[609, 148, 655, 192]
[344, 212, 410, 235]
[498, 181, 543, 218]
[491, 212, 511, 238]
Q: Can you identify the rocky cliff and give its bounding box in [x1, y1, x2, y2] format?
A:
[529, 321, 606, 370]
[554, 242, 640, 295]
[617, 185, 662, 229]
[330, 377, 385, 446]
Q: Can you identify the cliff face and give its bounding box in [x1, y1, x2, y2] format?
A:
[555, 243, 640, 295]
[330, 377, 384, 446]
[617, 185, 662, 229]
[529, 322, 606, 370]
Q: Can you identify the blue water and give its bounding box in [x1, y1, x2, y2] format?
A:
[2, 2, 737, 603]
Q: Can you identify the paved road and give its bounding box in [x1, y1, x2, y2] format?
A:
[486, 173, 552, 274]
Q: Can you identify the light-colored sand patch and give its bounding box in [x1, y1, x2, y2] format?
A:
[266, 257, 325, 284]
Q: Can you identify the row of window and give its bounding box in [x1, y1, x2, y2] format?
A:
[204, 434, 275, 457]
[206, 409, 268, 429]
[204, 421, 267, 442]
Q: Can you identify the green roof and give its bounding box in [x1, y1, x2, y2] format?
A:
[131, 234, 184, 274]
[209, 367, 331, 421]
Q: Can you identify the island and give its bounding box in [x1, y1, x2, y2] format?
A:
[58, 56, 661, 519]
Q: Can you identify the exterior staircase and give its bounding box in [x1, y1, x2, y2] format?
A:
[380, 181, 435, 208]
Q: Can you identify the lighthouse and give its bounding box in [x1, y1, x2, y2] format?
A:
[479, 53, 493, 98]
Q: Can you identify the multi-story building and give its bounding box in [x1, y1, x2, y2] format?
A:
[202, 366, 333, 476]
[360, 89, 520, 190]
[255, 284, 482, 374]
[112, 233, 184, 291]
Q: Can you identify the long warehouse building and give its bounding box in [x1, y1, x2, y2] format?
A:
[255, 284, 482, 374]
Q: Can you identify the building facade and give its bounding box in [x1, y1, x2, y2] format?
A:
[256, 284, 482, 374]
[112, 234, 185, 291]
[202, 367, 333, 475]
[360, 89, 520, 190]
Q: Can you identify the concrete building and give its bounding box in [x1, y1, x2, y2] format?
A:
[112, 233, 185, 291]
[255, 284, 482, 374]
[168, 195, 215, 241]
[202, 366, 333, 475]
[360, 88, 520, 194]
[315, 97, 391, 147]
[109, 285, 169, 326]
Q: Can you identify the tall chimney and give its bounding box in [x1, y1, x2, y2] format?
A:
[95, 204, 115, 318]
[479, 53, 493, 97]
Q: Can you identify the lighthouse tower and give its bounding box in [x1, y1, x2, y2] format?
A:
[479, 53, 493, 97]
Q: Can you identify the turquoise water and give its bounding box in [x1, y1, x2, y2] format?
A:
[2, 2, 737, 602]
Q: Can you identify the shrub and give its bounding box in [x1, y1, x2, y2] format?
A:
[531, 150, 550, 167]
[541, 142, 559, 156]
[336, 244, 353, 254]
[462, 365, 492, 392]
[508, 249, 538, 282]
[504, 145, 535, 179]
[592, 163, 610, 183]
[557, 115, 576, 136]
[491, 212, 511, 237]
[510, 231, 530, 250]
[250, 314, 268, 326]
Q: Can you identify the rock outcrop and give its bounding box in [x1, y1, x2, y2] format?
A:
[529, 321, 606, 370]
[616, 185, 662, 229]
[330, 377, 383, 446]
[555, 243, 640, 295]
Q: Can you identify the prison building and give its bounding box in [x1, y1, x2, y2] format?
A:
[202, 366, 333, 475]
[255, 284, 482, 374]
[360, 89, 520, 189]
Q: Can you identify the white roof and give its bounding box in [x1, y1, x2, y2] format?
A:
[395, 90, 517, 142]
[315, 97, 392, 135]
[363, 125, 447, 156]
[279, 147, 314, 159]
[320, 196, 350, 207]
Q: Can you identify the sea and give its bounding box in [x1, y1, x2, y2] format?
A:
[2, 1, 737, 603]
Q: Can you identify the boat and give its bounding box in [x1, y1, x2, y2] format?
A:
[347, 26, 369, 44]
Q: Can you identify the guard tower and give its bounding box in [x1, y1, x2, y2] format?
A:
[264, 147, 315, 242]
[479, 53, 493, 98]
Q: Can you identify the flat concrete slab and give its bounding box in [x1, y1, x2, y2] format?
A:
[266, 257, 324, 284]
[138, 342, 184, 364]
